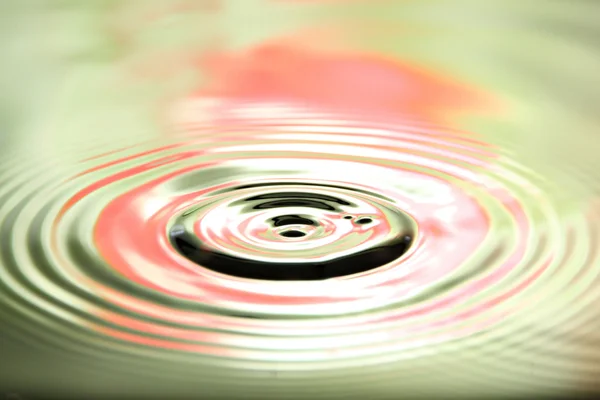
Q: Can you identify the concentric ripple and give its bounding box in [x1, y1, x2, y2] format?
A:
[2, 98, 600, 398]
[168, 181, 416, 280]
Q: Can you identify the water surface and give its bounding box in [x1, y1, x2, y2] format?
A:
[2, 1, 600, 399]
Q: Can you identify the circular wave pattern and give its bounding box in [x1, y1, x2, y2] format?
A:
[168, 182, 416, 280]
[2, 101, 600, 397]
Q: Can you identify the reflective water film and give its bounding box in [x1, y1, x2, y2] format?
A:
[2, 1, 600, 399]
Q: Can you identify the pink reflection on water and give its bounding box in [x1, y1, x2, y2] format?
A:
[51, 37, 529, 356]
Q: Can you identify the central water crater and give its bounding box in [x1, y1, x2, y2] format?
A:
[169, 183, 416, 280]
